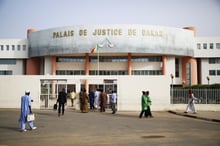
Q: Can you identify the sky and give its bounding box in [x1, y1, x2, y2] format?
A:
[0, 0, 220, 38]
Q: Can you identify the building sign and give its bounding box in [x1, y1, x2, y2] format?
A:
[29, 25, 195, 57]
[52, 27, 163, 38]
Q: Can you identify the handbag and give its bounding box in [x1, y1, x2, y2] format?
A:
[53, 103, 57, 110]
[27, 113, 35, 122]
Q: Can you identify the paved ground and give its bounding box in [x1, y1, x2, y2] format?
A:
[168, 110, 220, 123]
[0, 108, 220, 146]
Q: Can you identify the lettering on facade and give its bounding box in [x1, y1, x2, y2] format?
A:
[52, 28, 164, 38]
[142, 29, 163, 37]
[128, 29, 136, 36]
[53, 30, 74, 38]
[92, 29, 122, 36]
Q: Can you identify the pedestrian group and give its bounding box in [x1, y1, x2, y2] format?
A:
[18, 88, 156, 132]
[139, 91, 153, 118]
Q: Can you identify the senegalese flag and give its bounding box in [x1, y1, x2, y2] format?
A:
[91, 44, 99, 53]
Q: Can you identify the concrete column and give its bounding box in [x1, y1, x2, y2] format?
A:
[52, 56, 56, 75]
[26, 57, 41, 75]
[85, 53, 90, 75]
[26, 29, 40, 75]
[162, 55, 167, 75]
[182, 27, 197, 85]
[182, 57, 198, 85]
[85, 53, 90, 93]
[190, 58, 198, 85]
[51, 56, 57, 98]
[128, 53, 132, 75]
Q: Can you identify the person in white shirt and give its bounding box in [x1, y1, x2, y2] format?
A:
[94, 89, 101, 109]
[184, 89, 198, 114]
[111, 91, 117, 114]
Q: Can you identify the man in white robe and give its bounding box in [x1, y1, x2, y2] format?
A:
[19, 90, 37, 132]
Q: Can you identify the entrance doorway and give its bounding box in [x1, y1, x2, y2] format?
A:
[89, 79, 117, 109]
[40, 79, 67, 108]
[40, 78, 117, 109]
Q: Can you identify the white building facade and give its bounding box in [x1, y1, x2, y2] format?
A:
[0, 25, 219, 110]
[1, 25, 220, 84]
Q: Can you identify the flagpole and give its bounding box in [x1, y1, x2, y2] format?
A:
[97, 45, 99, 76]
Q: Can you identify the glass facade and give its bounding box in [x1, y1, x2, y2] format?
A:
[0, 59, 16, 64]
[56, 56, 163, 76]
[0, 70, 12, 75]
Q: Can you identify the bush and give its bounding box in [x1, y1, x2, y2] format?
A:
[182, 83, 220, 89]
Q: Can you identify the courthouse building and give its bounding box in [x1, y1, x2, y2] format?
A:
[0, 25, 220, 86]
[0, 25, 220, 110]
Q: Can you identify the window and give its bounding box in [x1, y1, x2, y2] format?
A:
[89, 70, 128, 75]
[56, 57, 85, 62]
[209, 58, 220, 64]
[6, 45, 9, 51]
[216, 43, 220, 49]
[0, 45, 3, 51]
[56, 70, 85, 75]
[209, 70, 216, 76]
[12, 45, 15, 51]
[197, 43, 201, 49]
[131, 70, 162, 75]
[132, 56, 162, 62]
[203, 43, 207, 49]
[23, 45, 26, 51]
[217, 70, 220, 76]
[0, 70, 12, 75]
[90, 56, 127, 62]
[175, 58, 179, 77]
[209, 43, 214, 49]
[17, 45, 21, 51]
[0, 59, 16, 64]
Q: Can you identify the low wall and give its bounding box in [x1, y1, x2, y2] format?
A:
[0, 75, 219, 111]
[0, 76, 41, 109]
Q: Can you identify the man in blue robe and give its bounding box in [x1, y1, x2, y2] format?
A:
[19, 90, 37, 132]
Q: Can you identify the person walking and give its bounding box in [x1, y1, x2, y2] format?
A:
[100, 89, 107, 112]
[19, 90, 37, 132]
[139, 91, 148, 118]
[57, 88, 67, 116]
[111, 91, 117, 114]
[184, 89, 198, 114]
[70, 90, 76, 108]
[94, 89, 101, 109]
[79, 88, 89, 113]
[145, 91, 153, 118]
[89, 90, 95, 110]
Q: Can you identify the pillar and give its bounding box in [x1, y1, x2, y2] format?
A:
[85, 53, 90, 75]
[51, 56, 57, 75]
[26, 57, 41, 75]
[162, 55, 167, 75]
[128, 53, 132, 75]
[182, 57, 198, 86]
[26, 29, 40, 75]
[85, 53, 90, 93]
[51, 56, 57, 98]
[182, 27, 197, 85]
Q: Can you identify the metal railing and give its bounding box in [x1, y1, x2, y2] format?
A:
[171, 88, 220, 104]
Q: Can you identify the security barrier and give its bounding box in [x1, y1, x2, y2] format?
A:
[171, 88, 220, 104]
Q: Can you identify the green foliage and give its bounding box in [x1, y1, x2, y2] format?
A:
[183, 83, 220, 89]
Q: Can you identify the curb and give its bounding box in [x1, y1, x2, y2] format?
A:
[168, 110, 220, 123]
